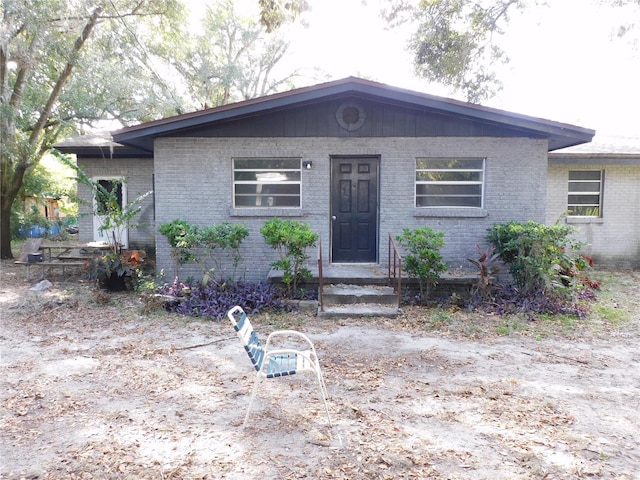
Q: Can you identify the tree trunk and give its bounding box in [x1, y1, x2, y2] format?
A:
[1, 180, 25, 259]
[0, 203, 13, 259]
[0, 156, 29, 259]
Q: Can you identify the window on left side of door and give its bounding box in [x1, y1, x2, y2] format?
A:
[233, 158, 302, 208]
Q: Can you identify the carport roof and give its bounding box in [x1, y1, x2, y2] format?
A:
[108, 77, 594, 153]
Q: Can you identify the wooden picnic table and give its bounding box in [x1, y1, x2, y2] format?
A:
[15, 240, 112, 280]
[38, 240, 112, 261]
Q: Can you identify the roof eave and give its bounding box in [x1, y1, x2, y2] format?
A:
[111, 77, 595, 152]
[55, 144, 153, 159]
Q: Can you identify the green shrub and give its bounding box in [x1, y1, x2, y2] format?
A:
[487, 220, 585, 297]
[158, 219, 199, 278]
[396, 226, 447, 302]
[16, 205, 52, 237]
[159, 220, 249, 282]
[198, 222, 249, 282]
[261, 218, 318, 295]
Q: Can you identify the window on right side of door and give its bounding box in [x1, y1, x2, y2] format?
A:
[415, 158, 485, 208]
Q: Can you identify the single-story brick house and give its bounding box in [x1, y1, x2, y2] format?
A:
[547, 135, 640, 269]
[57, 77, 609, 280]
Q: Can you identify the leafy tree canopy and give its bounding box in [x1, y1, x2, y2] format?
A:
[0, 0, 302, 258]
[383, 0, 639, 103]
[1, 0, 188, 257]
[383, 0, 526, 103]
[258, 0, 310, 32]
[169, 0, 299, 109]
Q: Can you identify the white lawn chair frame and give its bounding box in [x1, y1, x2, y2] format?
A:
[227, 305, 332, 427]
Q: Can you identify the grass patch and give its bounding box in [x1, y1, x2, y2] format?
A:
[406, 306, 446, 330]
[461, 321, 483, 337]
[592, 304, 628, 324]
[537, 313, 578, 328]
[496, 319, 525, 336]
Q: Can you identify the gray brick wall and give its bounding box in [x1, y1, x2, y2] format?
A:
[547, 162, 640, 268]
[154, 137, 549, 281]
[77, 157, 155, 253]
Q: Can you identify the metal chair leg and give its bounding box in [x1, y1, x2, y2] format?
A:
[243, 375, 262, 428]
[315, 369, 332, 426]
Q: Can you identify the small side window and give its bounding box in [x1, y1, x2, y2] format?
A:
[568, 170, 603, 217]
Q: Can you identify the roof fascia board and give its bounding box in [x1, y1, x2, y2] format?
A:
[55, 145, 153, 158]
[549, 153, 640, 165]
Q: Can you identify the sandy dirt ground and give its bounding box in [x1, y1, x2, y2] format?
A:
[1, 261, 639, 479]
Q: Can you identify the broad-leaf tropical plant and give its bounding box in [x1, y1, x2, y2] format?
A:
[58, 153, 152, 254]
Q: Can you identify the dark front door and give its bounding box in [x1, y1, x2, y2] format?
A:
[331, 156, 379, 263]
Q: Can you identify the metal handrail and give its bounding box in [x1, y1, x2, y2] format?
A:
[388, 233, 403, 307]
[317, 238, 324, 312]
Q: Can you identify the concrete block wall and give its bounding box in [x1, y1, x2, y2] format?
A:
[77, 157, 155, 253]
[547, 162, 640, 268]
[154, 136, 548, 282]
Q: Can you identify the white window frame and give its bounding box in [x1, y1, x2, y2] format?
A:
[91, 176, 129, 249]
[232, 157, 302, 208]
[415, 157, 485, 208]
[568, 170, 603, 217]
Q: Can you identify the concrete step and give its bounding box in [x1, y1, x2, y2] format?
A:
[322, 284, 397, 306]
[318, 284, 399, 318]
[317, 303, 399, 318]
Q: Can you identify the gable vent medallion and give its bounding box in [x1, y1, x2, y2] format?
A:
[336, 102, 366, 131]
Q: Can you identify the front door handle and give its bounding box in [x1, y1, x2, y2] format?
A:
[331, 216, 336, 220]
